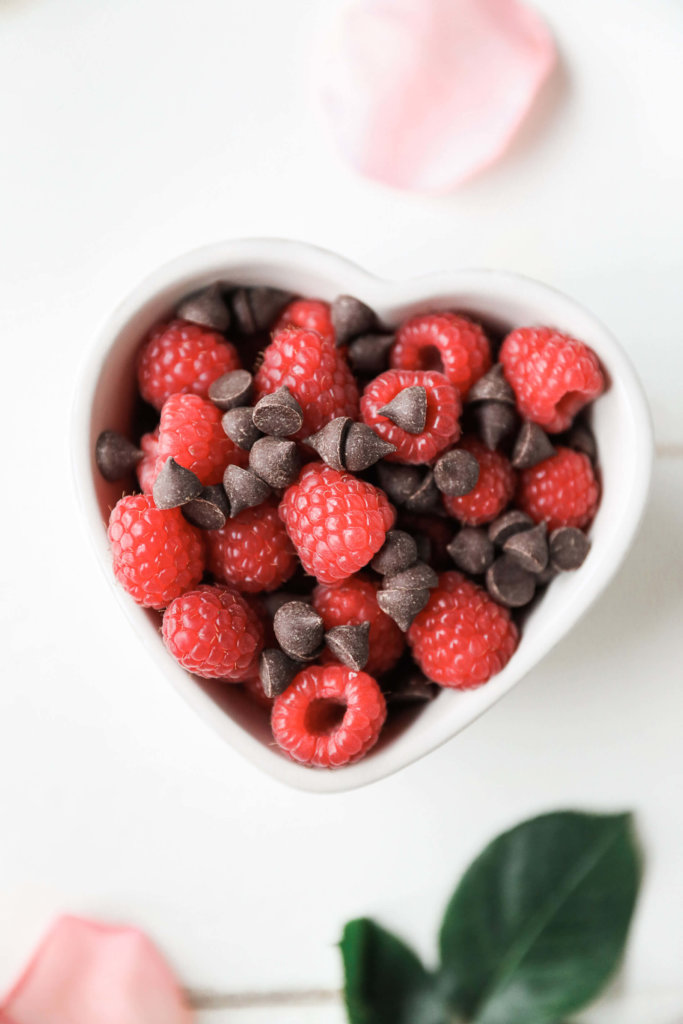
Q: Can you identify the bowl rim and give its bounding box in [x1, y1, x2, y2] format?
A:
[71, 238, 654, 794]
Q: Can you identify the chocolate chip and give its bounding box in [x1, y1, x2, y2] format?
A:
[208, 370, 254, 411]
[403, 470, 440, 513]
[447, 528, 494, 575]
[383, 561, 438, 591]
[503, 522, 548, 573]
[467, 364, 515, 404]
[231, 286, 294, 334]
[273, 601, 325, 661]
[325, 622, 371, 671]
[95, 430, 143, 481]
[304, 417, 350, 471]
[223, 464, 271, 516]
[486, 556, 536, 607]
[182, 484, 230, 529]
[347, 333, 395, 376]
[488, 510, 534, 546]
[512, 421, 555, 469]
[344, 422, 396, 471]
[565, 419, 597, 462]
[177, 282, 231, 333]
[434, 449, 480, 496]
[152, 458, 202, 509]
[536, 565, 558, 586]
[549, 527, 590, 570]
[385, 671, 439, 706]
[377, 588, 430, 632]
[414, 533, 431, 564]
[262, 591, 308, 619]
[473, 401, 518, 451]
[379, 385, 428, 434]
[249, 437, 301, 489]
[371, 530, 418, 575]
[377, 463, 423, 505]
[259, 648, 299, 698]
[331, 295, 378, 347]
[222, 406, 262, 450]
[252, 386, 303, 437]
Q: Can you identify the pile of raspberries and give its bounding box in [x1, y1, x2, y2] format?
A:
[97, 283, 604, 769]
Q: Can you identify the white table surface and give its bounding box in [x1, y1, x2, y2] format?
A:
[1, 0, 682, 1019]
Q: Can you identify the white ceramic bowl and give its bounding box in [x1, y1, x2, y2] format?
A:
[71, 239, 653, 793]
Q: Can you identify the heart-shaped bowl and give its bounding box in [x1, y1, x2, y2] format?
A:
[71, 239, 653, 793]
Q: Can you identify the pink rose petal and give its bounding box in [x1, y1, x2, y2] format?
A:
[0, 917, 193, 1024]
[320, 0, 556, 192]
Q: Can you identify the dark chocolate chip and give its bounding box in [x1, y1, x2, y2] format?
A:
[273, 601, 325, 661]
[379, 385, 428, 434]
[177, 282, 231, 333]
[223, 464, 271, 517]
[512, 421, 555, 469]
[208, 370, 254, 411]
[377, 463, 424, 506]
[259, 648, 299, 698]
[347, 333, 395, 376]
[343, 422, 396, 471]
[536, 565, 558, 586]
[473, 401, 518, 451]
[385, 671, 439, 706]
[152, 458, 202, 509]
[249, 437, 301, 489]
[304, 417, 351, 471]
[331, 294, 378, 347]
[182, 485, 230, 530]
[370, 530, 418, 575]
[414, 533, 431, 564]
[222, 406, 262, 450]
[252, 386, 303, 437]
[447, 528, 494, 575]
[231, 286, 294, 334]
[325, 622, 371, 671]
[95, 430, 143, 481]
[383, 561, 438, 591]
[262, 591, 308, 619]
[486, 556, 536, 607]
[488, 509, 534, 546]
[434, 449, 480, 496]
[467, 364, 515, 404]
[503, 522, 548, 573]
[549, 527, 590, 571]
[403, 470, 440, 513]
[565, 420, 597, 463]
[377, 588, 430, 632]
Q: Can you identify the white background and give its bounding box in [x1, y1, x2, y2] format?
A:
[1, 0, 682, 1020]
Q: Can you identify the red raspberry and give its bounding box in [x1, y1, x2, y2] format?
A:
[271, 664, 386, 767]
[276, 298, 334, 343]
[162, 584, 263, 681]
[408, 571, 518, 689]
[516, 446, 600, 531]
[253, 327, 359, 438]
[391, 313, 491, 398]
[279, 463, 395, 583]
[360, 369, 461, 464]
[155, 392, 246, 487]
[108, 494, 204, 610]
[500, 327, 605, 433]
[443, 437, 515, 526]
[205, 501, 298, 593]
[242, 673, 275, 710]
[136, 428, 159, 494]
[137, 319, 241, 411]
[312, 575, 405, 677]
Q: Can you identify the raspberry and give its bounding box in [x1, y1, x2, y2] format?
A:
[242, 673, 275, 710]
[391, 313, 491, 398]
[136, 428, 159, 494]
[443, 437, 515, 526]
[271, 664, 386, 767]
[276, 298, 334, 343]
[107, 494, 204, 610]
[408, 572, 518, 688]
[205, 501, 298, 593]
[137, 319, 241, 411]
[279, 463, 396, 583]
[162, 584, 263, 681]
[500, 327, 605, 433]
[516, 446, 600, 531]
[360, 369, 461, 464]
[312, 575, 405, 677]
[156, 392, 246, 486]
[254, 326, 359, 438]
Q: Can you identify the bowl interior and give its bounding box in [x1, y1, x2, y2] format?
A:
[74, 240, 652, 793]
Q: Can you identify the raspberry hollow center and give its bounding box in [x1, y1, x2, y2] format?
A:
[418, 345, 444, 373]
[304, 698, 347, 736]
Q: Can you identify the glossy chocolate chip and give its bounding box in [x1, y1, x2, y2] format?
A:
[503, 522, 548, 573]
[343, 422, 396, 472]
[486, 556, 536, 607]
[379, 385, 428, 434]
[377, 464, 424, 505]
[231, 286, 294, 334]
[467, 364, 515, 404]
[512, 421, 555, 469]
[371, 530, 418, 575]
[383, 561, 438, 591]
[223, 464, 271, 517]
[331, 294, 378, 347]
[152, 458, 202, 509]
[488, 509, 534, 546]
[221, 406, 262, 450]
[347, 333, 395, 376]
[259, 648, 299, 698]
[549, 527, 590, 570]
[434, 448, 480, 496]
[209, 369, 254, 411]
[447, 528, 494, 575]
[95, 430, 142, 481]
[403, 470, 440, 513]
[325, 622, 371, 671]
[473, 401, 518, 451]
[182, 485, 230, 530]
[252, 386, 303, 437]
[177, 283, 231, 332]
[304, 417, 351, 471]
[273, 601, 325, 661]
[249, 437, 301, 489]
[385, 672, 439, 706]
[377, 588, 430, 632]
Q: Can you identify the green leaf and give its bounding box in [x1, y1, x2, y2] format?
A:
[341, 918, 453, 1024]
[438, 811, 641, 1024]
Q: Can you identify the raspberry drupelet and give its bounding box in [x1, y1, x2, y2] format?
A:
[137, 319, 241, 411]
[391, 312, 492, 398]
[275, 298, 335, 344]
[205, 501, 298, 594]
